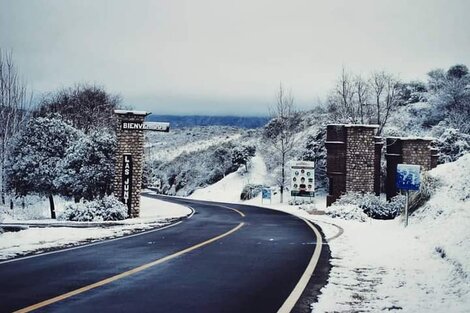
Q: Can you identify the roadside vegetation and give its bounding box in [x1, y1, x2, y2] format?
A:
[1, 47, 469, 222]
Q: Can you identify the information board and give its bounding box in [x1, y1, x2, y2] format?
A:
[291, 161, 315, 197]
[396, 164, 421, 191]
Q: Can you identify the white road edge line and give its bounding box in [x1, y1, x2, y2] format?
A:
[0, 206, 196, 265]
[219, 205, 245, 217]
[277, 218, 323, 313]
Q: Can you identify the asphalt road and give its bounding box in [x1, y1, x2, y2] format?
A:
[0, 194, 330, 313]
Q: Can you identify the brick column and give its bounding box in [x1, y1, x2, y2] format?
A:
[113, 110, 149, 217]
[326, 124, 381, 206]
[345, 125, 379, 193]
[385, 137, 436, 200]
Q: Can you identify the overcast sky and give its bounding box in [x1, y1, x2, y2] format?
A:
[1, 0, 469, 116]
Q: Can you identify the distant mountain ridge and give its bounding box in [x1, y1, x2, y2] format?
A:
[146, 115, 269, 128]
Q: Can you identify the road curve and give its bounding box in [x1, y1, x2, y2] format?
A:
[0, 194, 330, 313]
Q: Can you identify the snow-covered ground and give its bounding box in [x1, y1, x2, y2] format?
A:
[0, 196, 191, 261]
[188, 152, 470, 312]
[189, 153, 267, 202]
[146, 129, 242, 162]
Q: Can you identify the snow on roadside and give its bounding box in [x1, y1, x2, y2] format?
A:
[0, 196, 191, 261]
[187, 152, 470, 312]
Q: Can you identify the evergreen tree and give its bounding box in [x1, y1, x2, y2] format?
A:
[6, 116, 80, 218]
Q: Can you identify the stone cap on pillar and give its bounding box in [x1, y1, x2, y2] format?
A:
[343, 124, 379, 128]
[114, 110, 152, 116]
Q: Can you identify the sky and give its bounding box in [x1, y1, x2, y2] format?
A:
[1, 0, 470, 116]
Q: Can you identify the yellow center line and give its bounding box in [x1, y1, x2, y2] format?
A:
[14, 222, 245, 313]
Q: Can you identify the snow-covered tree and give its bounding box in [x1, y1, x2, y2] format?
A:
[55, 130, 116, 201]
[426, 64, 470, 133]
[5, 116, 80, 218]
[231, 145, 256, 172]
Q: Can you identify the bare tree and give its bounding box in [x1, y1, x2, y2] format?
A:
[34, 84, 121, 134]
[370, 71, 401, 134]
[0, 49, 31, 205]
[328, 68, 373, 124]
[328, 68, 357, 123]
[354, 74, 371, 124]
[263, 84, 300, 203]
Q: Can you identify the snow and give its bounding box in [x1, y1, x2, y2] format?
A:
[147, 133, 241, 162]
[187, 152, 470, 312]
[114, 110, 150, 115]
[189, 153, 267, 202]
[0, 196, 191, 260]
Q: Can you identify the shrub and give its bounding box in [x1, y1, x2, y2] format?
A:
[326, 204, 368, 222]
[431, 126, 470, 164]
[329, 192, 405, 220]
[59, 196, 128, 222]
[240, 184, 264, 200]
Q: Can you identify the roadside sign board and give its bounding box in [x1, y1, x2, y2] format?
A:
[121, 121, 170, 132]
[121, 154, 133, 214]
[291, 161, 315, 197]
[396, 164, 421, 191]
[262, 188, 272, 200]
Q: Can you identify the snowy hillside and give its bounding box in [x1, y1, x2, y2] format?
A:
[189, 154, 268, 202]
[145, 126, 244, 162]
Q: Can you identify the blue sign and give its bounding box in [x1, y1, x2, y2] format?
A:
[396, 164, 421, 191]
[262, 188, 272, 199]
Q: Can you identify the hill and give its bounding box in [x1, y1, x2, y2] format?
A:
[146, 115, 269, 129]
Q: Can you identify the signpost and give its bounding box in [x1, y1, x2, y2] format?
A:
[396, 164, 421, 226]
[261, 188, 272, 204]
[290, 161, 315, 200]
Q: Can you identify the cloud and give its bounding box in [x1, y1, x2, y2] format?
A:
[1, 0, 470, 115]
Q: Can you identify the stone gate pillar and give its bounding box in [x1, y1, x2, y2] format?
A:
[385, 137, 437, 200]
[113, 110, 150, 217]
[326, 124, 382, 206]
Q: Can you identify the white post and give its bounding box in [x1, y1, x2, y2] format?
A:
[405, 190, 409, 227]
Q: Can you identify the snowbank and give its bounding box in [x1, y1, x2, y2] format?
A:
[308, 154, 470, 313]
[0, 196, 191, 260]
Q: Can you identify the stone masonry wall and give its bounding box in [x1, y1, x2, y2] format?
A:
[114, 113, 146, 217]
[401, 140, 433, 171]
[345, 126, 378, 193]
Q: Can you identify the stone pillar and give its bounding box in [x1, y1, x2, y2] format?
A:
[385, 137, 436, 200]
[326, 125, 347, 206]
[345, 125, 380, 193]
[326, 124, 381, 206]
[113, 110, 150, 217]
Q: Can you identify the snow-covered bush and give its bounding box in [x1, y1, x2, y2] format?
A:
[240, 184, 264, 200]
[431, 126, 470, 164]
[59, 196, 128, 222]
[329, 192, 405, 220]
[288, 198, 315, 205]
[326, 204, 368, 222]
